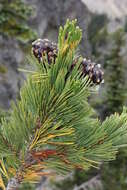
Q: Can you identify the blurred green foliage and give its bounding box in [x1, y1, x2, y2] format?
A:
[124, 17, 127, 33]
[101, 149, 127, 190]
[18, 182, 35, 190]
[99, 28, 127, 190]
[88, 14, 108, 55]
[102, 29, 126, 118]
[0, 0, 37, 43]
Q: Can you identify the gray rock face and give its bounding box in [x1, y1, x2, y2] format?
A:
[0, 36, 24, 108]
[82, 0, 127, 19]
[0, 0, 92, 109]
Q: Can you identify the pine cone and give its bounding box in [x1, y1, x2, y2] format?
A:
[32, 39, 58, 64]
[66, 58, 103, 85]
[81, 58, 103, 84]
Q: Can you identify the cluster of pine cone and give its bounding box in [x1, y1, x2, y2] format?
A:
[32, 39, 58, 64]
[81, 58, 103, 84]
[32, 39, 103, 84]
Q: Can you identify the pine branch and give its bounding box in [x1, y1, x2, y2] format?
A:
[0, 19, 127, 189]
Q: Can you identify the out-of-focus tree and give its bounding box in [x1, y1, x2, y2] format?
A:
[0, 0, 36, 42]
[101, 149, 127, 190]
[88, 14, 108, 56]
[124, 17, 127, 33]
[99, 29, 127, 190]
[102, 29, 127, 119]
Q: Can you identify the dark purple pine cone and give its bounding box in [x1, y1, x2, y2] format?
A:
[32, 39, 58, 64]
[81, 58, 103, 84]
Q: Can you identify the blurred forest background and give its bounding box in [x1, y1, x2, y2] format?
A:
[0, 0, 127, 189]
